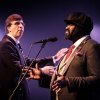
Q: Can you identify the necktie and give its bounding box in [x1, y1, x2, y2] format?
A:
[64, 44, 75, 62]
[17, 43, 25, 66]
[17, 43, 23, 54]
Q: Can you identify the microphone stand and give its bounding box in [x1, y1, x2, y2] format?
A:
[8, 42, 47, 100]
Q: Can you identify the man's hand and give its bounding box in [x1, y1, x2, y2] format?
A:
[54, 48, 68, 62]
[29, 64, 41, 79]
[22, 65, 41, 79]
[41, 66, 55, 76]
[51, 73, 68, 93]
[23, 64, 55, 80]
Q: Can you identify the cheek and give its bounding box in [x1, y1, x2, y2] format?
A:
[69, 27, 75, 34]
[11, 27, 18, 32]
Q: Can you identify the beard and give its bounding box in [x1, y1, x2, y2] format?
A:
[64, 29, 73, 40]
[65, 26, 85, 42]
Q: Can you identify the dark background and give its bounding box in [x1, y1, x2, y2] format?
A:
[0, 0, 100, 100]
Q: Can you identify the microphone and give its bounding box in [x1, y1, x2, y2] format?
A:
[34, 37, 58, 44]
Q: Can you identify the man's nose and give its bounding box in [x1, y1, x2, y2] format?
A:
[65, 25, 70, 29]
[19, 23, 24, 28]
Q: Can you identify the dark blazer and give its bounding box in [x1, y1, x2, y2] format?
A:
[0, 35, 30, 100]
[39, 37, 100, 100]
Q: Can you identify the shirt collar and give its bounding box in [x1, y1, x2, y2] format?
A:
[7, 34, 20, 44]
[74, 35, 89, 48]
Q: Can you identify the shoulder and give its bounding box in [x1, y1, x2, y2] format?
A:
[84, 38, 100, 52]
[0, 35, 16, 48]
[86, 38, 100, 48]
[0, 39, 17, 53]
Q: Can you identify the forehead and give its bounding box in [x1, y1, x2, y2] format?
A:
[66, 23, 75, 27]
[11, 20, 24, 24]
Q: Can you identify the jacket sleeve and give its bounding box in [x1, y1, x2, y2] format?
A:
[37, 57, 54, 67]
[37, 57, 54, 88]
[38, 74, 51, 88]
[26, 57, 54, 68]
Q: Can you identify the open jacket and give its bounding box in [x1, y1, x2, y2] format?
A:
[39, 37, 100, 100]
[0, 35, 30, 100]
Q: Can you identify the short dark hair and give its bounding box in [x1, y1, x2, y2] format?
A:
[5, 14, 23, 33]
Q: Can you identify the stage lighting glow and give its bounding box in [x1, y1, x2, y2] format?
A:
[91, 25, 100, 43]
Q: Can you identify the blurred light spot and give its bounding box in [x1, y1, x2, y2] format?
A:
[91, 25, 100, 43]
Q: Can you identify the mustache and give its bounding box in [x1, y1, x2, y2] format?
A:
[65, 29, 70, 33]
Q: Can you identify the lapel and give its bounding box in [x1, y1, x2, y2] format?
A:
[57, 36, 91, 76]
[50, 71, 57, 89]
[2, 35, 25, 66]
[50, 36, 91, 91]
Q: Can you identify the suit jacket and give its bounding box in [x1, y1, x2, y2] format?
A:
[39, 37, 100, 100]
[0, 35, 30, 100]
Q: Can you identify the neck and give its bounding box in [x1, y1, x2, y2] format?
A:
[7, 34, 20, 44]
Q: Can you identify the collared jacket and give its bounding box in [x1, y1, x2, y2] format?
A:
[39, 37, 100, 100]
